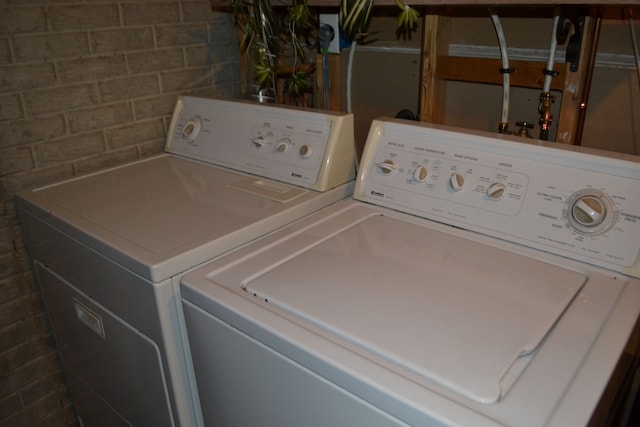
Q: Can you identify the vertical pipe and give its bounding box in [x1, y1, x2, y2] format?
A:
[628, 8, 640, 154]
[543, 13, 561, 93]
[574, 10, 602, 146]
[489, 10, 510, 133]
[539, 13, 561, 141]
[630, 10, 640, 87]
[322, 51, 330, 109]
[346, 40, 356, 113]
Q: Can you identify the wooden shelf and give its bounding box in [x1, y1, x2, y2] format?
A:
[211, 0, 640, 7]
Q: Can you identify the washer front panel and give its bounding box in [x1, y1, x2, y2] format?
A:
[181, 200, 637, 427]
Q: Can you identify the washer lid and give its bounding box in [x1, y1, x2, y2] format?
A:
[243, 212, 586, 404]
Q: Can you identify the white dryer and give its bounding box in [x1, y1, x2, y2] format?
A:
[16, 96, 356, 427]
[181, 119, 640, 427]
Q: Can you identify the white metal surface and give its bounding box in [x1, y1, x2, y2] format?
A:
[16, 96, 356, 427]
[21, 153, 352, 283]
[181, 118, 640, 426]
[167, 97, 356, 192]
[356, 121, 640, 273]
[20, 96, 356, 282]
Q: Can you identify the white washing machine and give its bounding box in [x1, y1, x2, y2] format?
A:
[15, 96, 356, 427]
[181, 118, 640, 427]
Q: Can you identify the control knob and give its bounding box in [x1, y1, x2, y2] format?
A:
[251, 136, 266, 148]
[275, 138, 291, 153]
[299, 144, 313, 158]
[487, 182, 506, 200]
[450, 173, 465, 191]
[182, 116, 202, 142]
[413, 165, 428, 183]
[377, 159, 397, 175]
[567, 190, 614, 234]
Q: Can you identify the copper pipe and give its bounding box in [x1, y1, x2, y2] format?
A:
[538, 92, 556, 140]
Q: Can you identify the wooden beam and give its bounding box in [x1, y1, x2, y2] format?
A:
[434, 57, 565, 91]
[419, 14, 450, 123]
[556, 15, 600, 145]
[212, 1, 640, 7]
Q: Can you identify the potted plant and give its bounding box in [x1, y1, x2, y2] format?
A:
[232, 0, 316, 105]
[231, 0, 420, 105]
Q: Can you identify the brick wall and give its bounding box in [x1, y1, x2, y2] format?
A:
[0, 1, 241, 425]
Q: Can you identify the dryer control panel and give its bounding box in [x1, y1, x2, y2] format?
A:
[166, 96, 356, 191]
[355, 119, 640, 273]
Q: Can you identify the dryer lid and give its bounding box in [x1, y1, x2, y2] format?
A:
[20, 155, 317, 281]
[243, 212, 586, 404]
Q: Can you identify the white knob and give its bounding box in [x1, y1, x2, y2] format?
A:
[275, 138, 290, 153]
[251, 136, 266, 148]
[450, 173, 465, 191]
[183, 117, 202, 141]
[572, 196, 606, 227]
[413, 165, 428, 183]
[378, 160, 397, 175]
[299, 144, 313, 158]
[487, 182, 506, 200]
[566, 190, 613, 234]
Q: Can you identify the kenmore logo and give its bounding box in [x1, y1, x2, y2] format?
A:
[371, 191, 384, 197]
[291, 172, 302, 178]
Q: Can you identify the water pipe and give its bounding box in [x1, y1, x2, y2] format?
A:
[318, 24, 335, 110]
[631, 10, 640, 90]
[347, 40, 356, 113]
[539, 13, 561, 141]
[543, 14, 561, 94]
[574, 10, 601, 146]
[628, 8, 640, 154]
[489, 10, 511, 134]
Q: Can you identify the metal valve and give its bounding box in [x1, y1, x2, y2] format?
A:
[515, 121, 534, 138]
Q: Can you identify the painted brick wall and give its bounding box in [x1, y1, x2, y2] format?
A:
[0, 1, 241, 425]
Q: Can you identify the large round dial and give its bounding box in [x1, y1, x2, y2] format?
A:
[566, 189, 614, 234]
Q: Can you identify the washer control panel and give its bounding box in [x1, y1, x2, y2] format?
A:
[356, 119, 640, 272]
[166, 96, 356, 191]
[370, 146, 529, 217]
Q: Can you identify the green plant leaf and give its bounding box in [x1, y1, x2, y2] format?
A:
[339, 0, 374, 40]
[394, 0, 420, 35]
